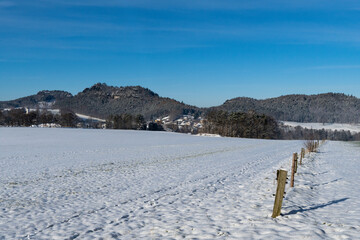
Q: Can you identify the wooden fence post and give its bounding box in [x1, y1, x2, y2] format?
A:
[290, 153, 296, 187]
[303, 148, 305, 158]
[272, 169, 287, 218]
[294, 153, 298, 173]
[300, 148, 304, 165]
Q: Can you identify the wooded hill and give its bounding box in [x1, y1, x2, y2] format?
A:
[54, 83, 200, 120]
[0, 90, 72, 109]
[2, 84, 360, 123]
[0, 83, 200, 120]
[213, 93, 360, 123]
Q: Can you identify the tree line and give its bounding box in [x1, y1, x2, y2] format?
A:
[281, 125, 360, 141]
[0, 108, 165, 131]
[0, 108, 78, 127]
[2, 108, 360, 141]
[106, 114, 164, 131]
[200, 110, 280, 139]
[201, 110, 360, 141]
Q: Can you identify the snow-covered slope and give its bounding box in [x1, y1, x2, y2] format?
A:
[282, 121, 360, 133]
[0, 128, 359, 239]
[75, 113, 106, 122]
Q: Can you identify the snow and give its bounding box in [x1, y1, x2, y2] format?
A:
[282, 121, 360, 133]
[0, 128, 359, 239]
[75, 113, 106, 122]
[31, 123, 61, 128]
[196, 133, 221, 137]
[47, 109, 60, 115]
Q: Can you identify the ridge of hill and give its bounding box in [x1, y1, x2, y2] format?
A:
[1, 85, 360, 123]
[54, 83, 199, 120]
[0, 90, 72, 109]
[214, 93, 360, 123]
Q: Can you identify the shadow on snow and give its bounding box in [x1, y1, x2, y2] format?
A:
[283, 198, 349, 216]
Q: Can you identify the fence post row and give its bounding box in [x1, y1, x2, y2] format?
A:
[272, 169, 288, 218]
[272, 141, 324, 218]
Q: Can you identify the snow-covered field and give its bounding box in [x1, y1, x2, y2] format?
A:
[0, 128, 359, 239]
[282, 121, 360, 133]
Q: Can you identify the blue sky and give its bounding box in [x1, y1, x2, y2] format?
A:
[1, 0, 360, 107]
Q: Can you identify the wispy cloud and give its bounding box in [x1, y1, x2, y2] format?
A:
[1, 9, 360, 43]
[310, 65, 360, 70]
[0, 1, 15, 8]
[1, 0, 360, 57]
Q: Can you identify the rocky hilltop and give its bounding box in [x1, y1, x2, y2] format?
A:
[54, 83, 200, 120]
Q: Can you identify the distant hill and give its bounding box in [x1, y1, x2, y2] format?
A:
[54, 83, 200, 120]
[2, 85, 360, 123]
[214, 93, 360, 123]
[0, 90, 72, 109]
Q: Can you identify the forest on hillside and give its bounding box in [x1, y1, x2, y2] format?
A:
[216, 93, 360, 123]
[200, 110, 280, 139]
[0, 109, 79, 128]
[200, 110, 360, 141]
